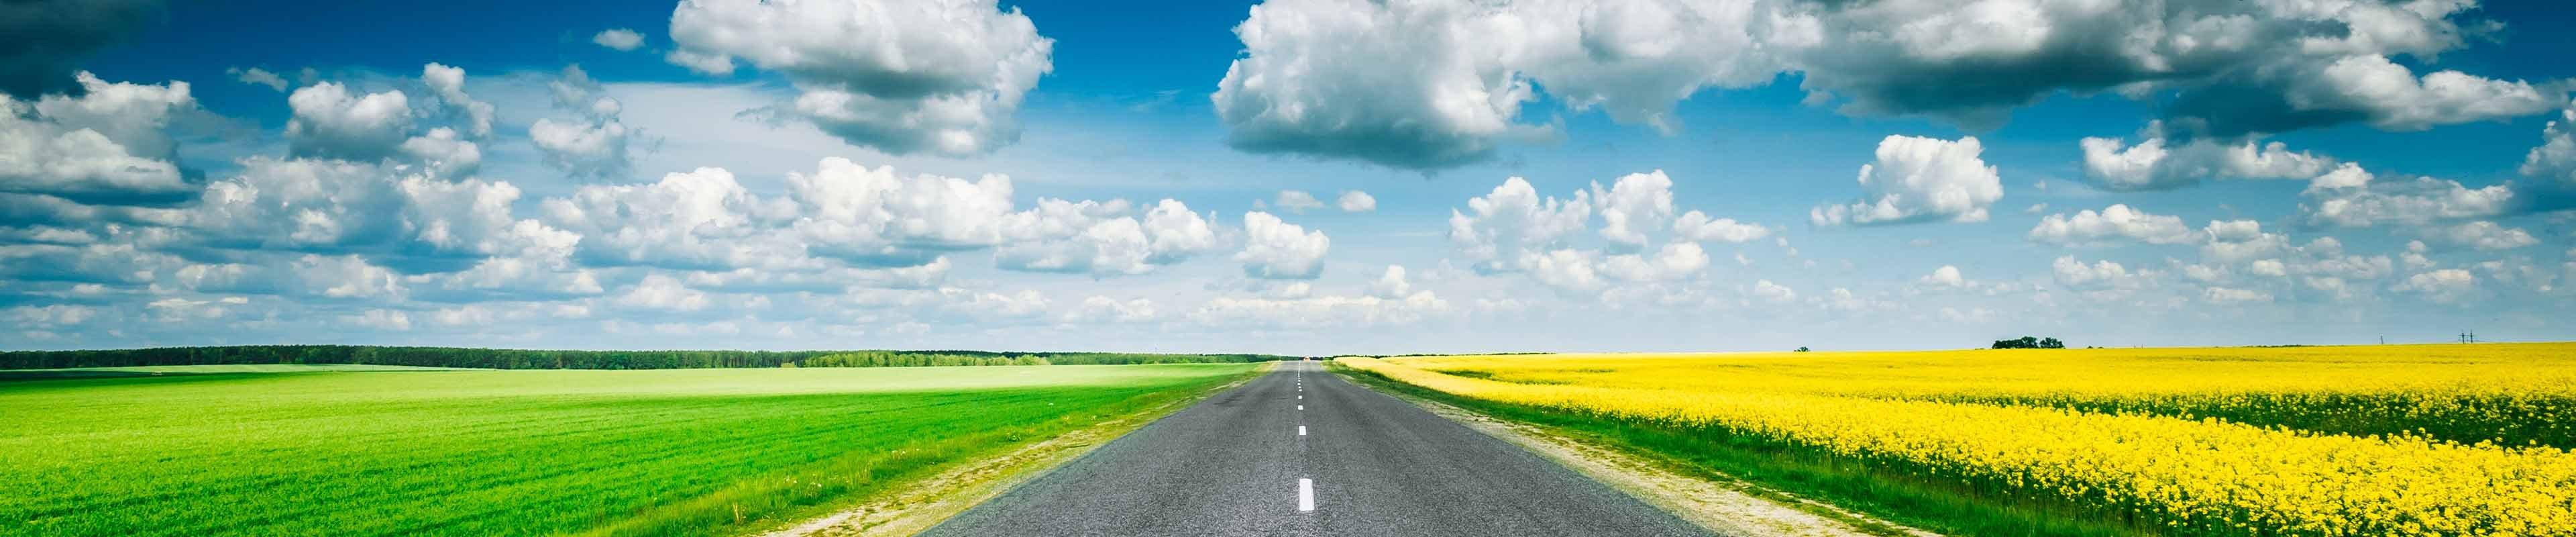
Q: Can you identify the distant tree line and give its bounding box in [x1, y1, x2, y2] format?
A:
[0, 345, 1301, 371]
[1991, 336, 2066, 350]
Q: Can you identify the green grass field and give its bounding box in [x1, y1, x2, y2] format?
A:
[0, 363, 1260, 536]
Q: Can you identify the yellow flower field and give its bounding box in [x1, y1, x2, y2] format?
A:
[1343, 343, 2576, 535]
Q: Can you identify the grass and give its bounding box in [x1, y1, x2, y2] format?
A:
[1332, 362, 2144, 537]
[0, 363, 1260, 536]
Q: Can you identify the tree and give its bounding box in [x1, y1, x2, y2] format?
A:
[1992, 336, 2067, 349]
[1794, 346, 1811, 352]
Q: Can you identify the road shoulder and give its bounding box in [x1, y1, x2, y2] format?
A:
[759, 362, 1277, 537]
[1336, 364, 1937, 537]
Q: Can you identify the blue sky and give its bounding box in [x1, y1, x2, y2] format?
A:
[5, 0, 2573, 354]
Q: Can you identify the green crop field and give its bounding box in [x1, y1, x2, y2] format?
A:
[0, 363, 1261, 536]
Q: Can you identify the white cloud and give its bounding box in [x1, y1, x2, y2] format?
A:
[786, 157, 1028, 264]
[2027, 204, 2197, 246]
[1599, 242, 1707, 283]
[2202, 287, 2273, 303]
[1336, 190, 1375, 213]
[1274, 190, 1324, 213]
[1750, 279, 1795, 302]
[1212, 0, 1776, 169]
[1672, 211, 1770, 243]
[531, 65, 635, 181]
[419, 63, 494, 138]
[2300, 164, 2515, 228]
[342, 309, 413, 331]
[398, 127, 480, 177]
[286, 82, 413, 161]
[614, 274, 711, 311]
[531, 118, 632, 179]
[2418, 222, 2539, 251]
[2052, 256, 2140, 290]
[1591, 170, 1675, 249]
[2286, 54, 2559, 132]
[1140, 199, 1219, 263]
[666, 0, 1053, 156]
[0, 73, 193, 202]
[1811, 135, 2002, 226]
[1919, 265, 1966, 288]
[1450, 177, 1591, 274]
[2523, 99, 2576, 188]
[1236, 211, 1329, 280]
[1367, 264, 1412, 299]
[543, 166, 800, 271]
[2395, 268, 2478, 304]
[1210, 0, 2551, 167]
[227, 66, 287, 92]
[1065, 295, 1157, 324]
[2078, 128, 2334, 191]
[593, 28, 645, 52]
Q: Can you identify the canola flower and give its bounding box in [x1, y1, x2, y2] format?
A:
[1344, 344, 2576, 536]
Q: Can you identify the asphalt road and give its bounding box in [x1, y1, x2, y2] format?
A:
[921, 360, 1711, 536]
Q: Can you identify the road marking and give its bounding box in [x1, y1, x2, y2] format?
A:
[1297, 479, 1315, 511]
[1297, 405, 1303, 410]
[1297, 425, 1307, 436]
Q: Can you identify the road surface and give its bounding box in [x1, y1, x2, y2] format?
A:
[922, 360, 1711, 536]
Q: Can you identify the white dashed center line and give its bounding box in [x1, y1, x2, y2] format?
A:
[1297, 405, 1303, 410]
[1297, 425, 1307, 436]
[1297, 478, 1316, 511]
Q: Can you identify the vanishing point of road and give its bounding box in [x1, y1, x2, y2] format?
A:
[922, 360, 1711, 536]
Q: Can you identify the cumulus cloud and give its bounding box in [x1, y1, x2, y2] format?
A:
[2523, 99, 2576, 188]
[2027, 204, 2197, 246]
[2052, 256, 2142, 291]
[1212, 0, 1777, 169]
[0, 0, 166, 97]
[543, 166, 799, 271]
[186, 156, 574, 266]
[2417, 221, 2539, 251]
[2395, 268, 2479, 304]
[665, 0, 1053, 156]
[1336, 190, 1376, 213]
[286, 82, 413, 161]
[419, 63, 494, 138]
[1236, 211, 1329, 279]
[592, 28, 645, 52]
[1811, 135, 2002, 226]
[2186, 54, 2560, 136]
[1448, 171, 1752, 295]
[0, 73, 195, 203]
[2300, 164, 2515, 228]
[2078, 126, 2335, 191]
[1591, 170, 1675, 249]
[398, 127, 480, 177]
[995, 199, 1218, 277]
[1919, 265, 1966, 288]
[1450, 177, 1592, 274]
[1367, 264, 1413, 299]
[530, 65, 635, 181]
[1210, 0, 2556, 167]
